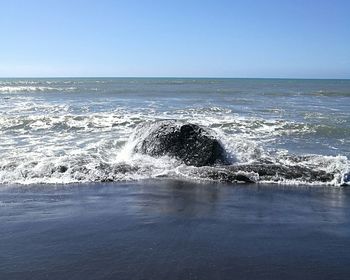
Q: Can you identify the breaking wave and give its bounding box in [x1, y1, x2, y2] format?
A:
[0, 86, 77, 93]
[1, 78, 349, 187]
[0, 112, 348, 186]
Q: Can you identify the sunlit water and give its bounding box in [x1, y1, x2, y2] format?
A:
[0, 78, 349, 185]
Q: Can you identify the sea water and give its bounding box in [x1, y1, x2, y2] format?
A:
[0, 78, 349, 185]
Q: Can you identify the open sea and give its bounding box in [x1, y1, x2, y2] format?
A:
[0, 78, 349, 186]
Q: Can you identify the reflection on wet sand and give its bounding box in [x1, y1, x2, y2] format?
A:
[1, 181, 350, 280]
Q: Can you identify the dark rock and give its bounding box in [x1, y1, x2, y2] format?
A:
[203, 168, 255, 183]
[191, 163, 335, 184]
[51, 165, 68, 174]
[134, 121, 229, 167]
[342, 172, 350, 186]
[58, 165, 68, 173]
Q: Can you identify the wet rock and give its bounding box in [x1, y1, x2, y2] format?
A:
[227, 164, 334, 182]
[134, 121, 229, 167]
[193, 164, 335, 184]
[58, 165, 68, 173]
[341, 172, 350, 186]
[51, 165, 68, 174]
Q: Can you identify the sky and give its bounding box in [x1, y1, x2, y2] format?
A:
[0, 0, 349, 78]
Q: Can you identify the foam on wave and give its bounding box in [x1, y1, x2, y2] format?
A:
[0, 86, 77, 93]
[1, 84, 349, 187]
[0, 116, 348, 186]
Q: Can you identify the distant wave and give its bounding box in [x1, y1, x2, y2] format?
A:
[0, 86, 77, 93]
[1, 109, 342, 138]
[311, 90, 350, 97]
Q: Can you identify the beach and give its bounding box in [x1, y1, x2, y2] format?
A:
[1, 180, 350, 279]
[1, 78, 349, 279]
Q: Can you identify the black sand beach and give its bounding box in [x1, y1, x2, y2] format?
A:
[1, 181, 350, 280]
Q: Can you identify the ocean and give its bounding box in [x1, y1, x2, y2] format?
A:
[0, 78, 349, 186]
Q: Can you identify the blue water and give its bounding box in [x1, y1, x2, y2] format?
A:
[0, 78, 349, 185]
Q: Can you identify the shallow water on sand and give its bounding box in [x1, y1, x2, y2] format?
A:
[1, 181, 350, 280]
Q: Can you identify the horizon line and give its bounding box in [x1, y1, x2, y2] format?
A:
[0, 76, 349, 80]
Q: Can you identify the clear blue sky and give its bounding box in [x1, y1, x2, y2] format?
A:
[1, 0, 349, 78]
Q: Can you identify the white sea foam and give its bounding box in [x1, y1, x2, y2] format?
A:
[0, 112, 348, 186]
[0, 91, 349, 186]
[0, 86, 77, 93]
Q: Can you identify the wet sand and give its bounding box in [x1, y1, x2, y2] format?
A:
[1, 180, 350, 280]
